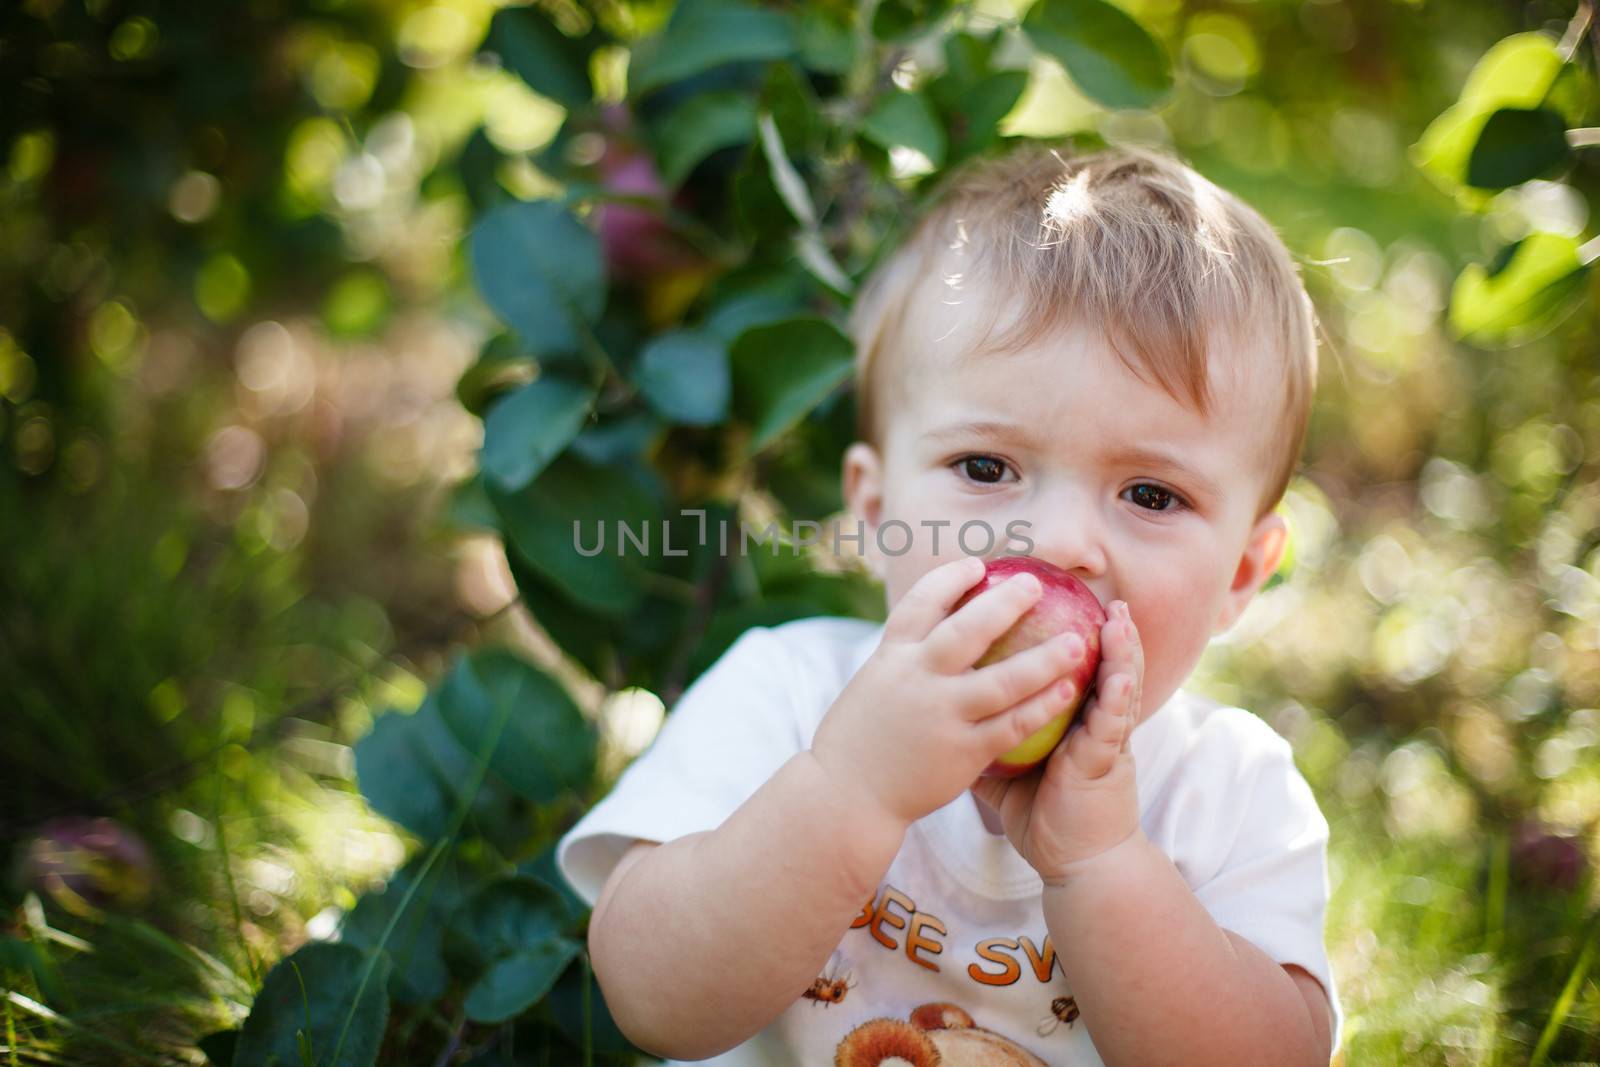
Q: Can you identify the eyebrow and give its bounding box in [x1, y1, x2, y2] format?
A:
[927, 420, 1042, 449]
[928, 420, 1222, 501]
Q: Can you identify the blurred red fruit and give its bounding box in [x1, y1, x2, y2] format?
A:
[1510, 819, 1590, 892]
[22, 816, 155, 915]
[593, 104, 703, 285]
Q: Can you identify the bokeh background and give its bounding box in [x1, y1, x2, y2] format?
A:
[3, 0, 1599, 1063]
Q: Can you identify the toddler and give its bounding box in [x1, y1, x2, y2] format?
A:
[557, 142, 1342, 1065]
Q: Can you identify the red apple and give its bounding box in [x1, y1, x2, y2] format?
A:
[952, 555, 1106, 778]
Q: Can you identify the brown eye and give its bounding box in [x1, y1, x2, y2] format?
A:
[1124, 483, 1181, 511]
[960, 455, 1008, 483]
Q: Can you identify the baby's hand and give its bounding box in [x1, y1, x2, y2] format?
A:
[971, 600, 1145, 883]
[810, 555, 1090, 828]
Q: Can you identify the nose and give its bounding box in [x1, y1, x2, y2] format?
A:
[1011, 487, 1109, 586]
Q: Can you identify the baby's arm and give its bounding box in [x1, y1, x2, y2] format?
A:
[587, 556, 1091, 1058]
[587, 752, 906, 1058]
[1041, 837, 1333, 1065]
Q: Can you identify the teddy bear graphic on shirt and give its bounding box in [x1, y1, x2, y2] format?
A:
[831, 1000, 1055, 1065]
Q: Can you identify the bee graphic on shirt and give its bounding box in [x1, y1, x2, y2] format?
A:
[801, 955, 855, 1007]
[1036, 995, 1080, 1036]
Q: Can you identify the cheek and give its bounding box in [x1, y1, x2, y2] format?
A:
[1123, 565, 1230, 699]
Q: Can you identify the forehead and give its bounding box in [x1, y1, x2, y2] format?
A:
[892, 258, 1285, 477]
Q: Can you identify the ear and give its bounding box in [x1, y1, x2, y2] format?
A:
[1212, 509, 1288, 635]
[841, 442, 884, 574]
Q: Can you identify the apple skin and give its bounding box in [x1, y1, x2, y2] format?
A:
[951, 555, 1107, 778]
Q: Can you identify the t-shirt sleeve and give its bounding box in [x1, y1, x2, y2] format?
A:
[1190, 730, 1345, 1057]
[555, 625, 806, 908]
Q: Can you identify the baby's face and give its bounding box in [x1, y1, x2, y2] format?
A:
[844, 306, 1289, 727]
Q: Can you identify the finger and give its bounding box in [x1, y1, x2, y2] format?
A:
[970, 775, 1008, 814]
[1064, 675, 1135, 779]
[977, 673, 1080, 756]
[922, 571, 1043, 672]
[883, 555, 987, 643]
[1103, 602, 1144, 734]
[955, 630, 1087, 721]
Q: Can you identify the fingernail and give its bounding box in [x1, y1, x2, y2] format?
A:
[1012, 574, 1040, 595]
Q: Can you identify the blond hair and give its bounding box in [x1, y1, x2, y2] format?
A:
[847, 142, 1318, 518]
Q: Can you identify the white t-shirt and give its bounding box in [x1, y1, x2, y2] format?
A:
[557, 616, 1344, 1064]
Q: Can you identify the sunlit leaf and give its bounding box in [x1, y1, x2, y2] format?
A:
[480, 374, 597, 493]
[1414, 33, 1583, 199]
[469, 199, 606, 358]
[1449, 232, 1590, 346]
[1466, 108, 1572, 189]
[730, 316, 855, 450]
[628, 0, 796, 97]
[1022, 0, 1173, 110]
[233, 944, 389, 1067]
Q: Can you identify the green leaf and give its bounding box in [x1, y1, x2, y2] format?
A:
[352, 692, 524, 846]
[463, 940, 583, 1023]
[1414, 33, 1580, 199]
[488, 451, 659, 614]
[470, 199, 606, 358]
[570, 410, 664, 464]
[637, 328, 730, 425]
[443, 471, 499, 534]
[870, 0, 955, 42]
[731, 317, 856, 450]
[1466, 108, 1572, 189]
[629, 0, 796, 97]
[861, 88, 946, 167]
[435, 649, 595, 806]
[516, 847, 588, 925]
[1022, 0, 1173, 110]
[655, 91, 759, 188]
[1449, 232, 1590, 347]
[353, 699, 476, 842]
[485, 6, 594, 109]
[933, 69, 1028, 162]
[446, 876, 586, 1024]
[459, 126, 506, 216]
[480, 374, 597, 493]
[456, 332, 535, 418]
[233, 944, 390, 1067]
[503, 550, 617, 679]
[338, 856, 468, 1004]
[760, 61, 822, 157]
[943, 29, 1002, 86]
[796, 8, 856, 74]
[547, 961, 639, 1053]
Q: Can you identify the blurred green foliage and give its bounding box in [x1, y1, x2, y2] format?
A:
[4, 0, 1600, 1063]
